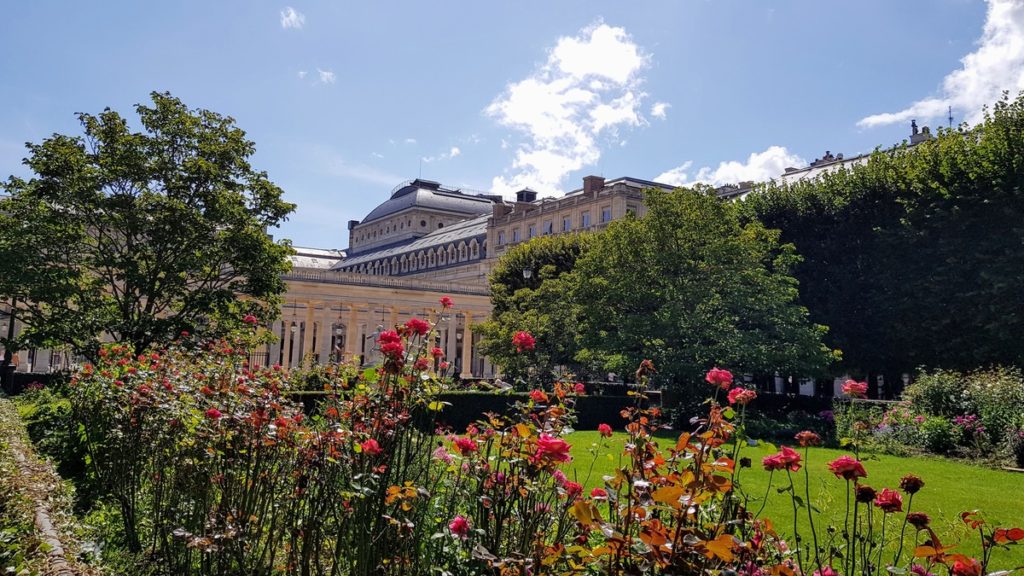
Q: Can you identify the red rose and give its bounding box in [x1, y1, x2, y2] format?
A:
[439, 361, 450, 370]
[727, 387, 757, 405]
[242, 314, 259, 325]
[404, 318, 431, 336]
[813, 567, 838, 576]
[952, 559, 982, 576]
[706, 367, 733, 389]
[360, 439, 383, 456]
[874, 488, 903, 513]
[205, 408, 223, 420]
[598, 423, 613, 437]
[899, 474, 925, 494]
[529, 389, 549, 403]
[439, 296, 454, 308]
[534, 434, 572, 463]
[574, 382, 586, 395]
[512, 331, 536, 352]
[762, 454, 786, 471]
[431, 347, 445, 359]
[413, 357, 430, 371]
[563, 480, 583, 499]
[842, 379, 869, 398]
[448, 515, 470, 539]
[777, 446, 802, 471]
[795, 430, 822, 447]
[855, 484, 877, 503]
[590, 487, 608, 499]
[453, 436, 478, 454]
[828, 455, 868, 480]
[907, 512, 931, 529]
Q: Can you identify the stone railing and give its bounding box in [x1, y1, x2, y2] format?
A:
[283, 268, 489, 296]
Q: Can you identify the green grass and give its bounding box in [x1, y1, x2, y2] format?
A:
[566, 430, 1024, 569]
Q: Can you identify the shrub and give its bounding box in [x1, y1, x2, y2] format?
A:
[919, 415, 960, 454]
[904, 367, 1024, 448]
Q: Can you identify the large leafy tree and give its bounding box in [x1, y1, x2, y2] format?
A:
[572, 186, 835, 395]
[740, 92, 1024, 375]
[0, 92, 295, 360]
[477, 233, 593, 384]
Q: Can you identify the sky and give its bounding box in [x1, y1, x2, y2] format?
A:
[2, 1, 1021, 249]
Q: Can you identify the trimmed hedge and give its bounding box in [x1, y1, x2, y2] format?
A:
[286, 390, 657, 432]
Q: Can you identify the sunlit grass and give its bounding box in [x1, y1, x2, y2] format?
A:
[566, 429, 1024, 569]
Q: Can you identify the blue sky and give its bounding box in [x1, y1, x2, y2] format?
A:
[2, 1, 1020, 249]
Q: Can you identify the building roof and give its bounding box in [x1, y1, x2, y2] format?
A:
[333, 214, 489, 269]
[289, 246, 345, 269]
[360, 179, 496, 224]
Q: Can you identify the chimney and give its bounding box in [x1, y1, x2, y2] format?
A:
[515, 188, 538, 203]
[492, 203, 513, 218]
[347, 220, 359, 230]
[583, 175, 605, 196]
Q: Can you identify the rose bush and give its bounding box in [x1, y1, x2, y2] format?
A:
[64, 305, 1022, 575]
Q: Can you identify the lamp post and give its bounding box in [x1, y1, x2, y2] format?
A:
[522, 268, 532, 280]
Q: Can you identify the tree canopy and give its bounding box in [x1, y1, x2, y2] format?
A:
[739, 92, 1024, 374]
[571, 187, 835, 391]
[0, 92, 295, 359]
[476, 233, 593, 384]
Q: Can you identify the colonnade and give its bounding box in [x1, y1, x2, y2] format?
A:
[265, 300, 492, 379]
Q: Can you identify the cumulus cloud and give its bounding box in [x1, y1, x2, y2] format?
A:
[655, 146, 806, 187]
[487, 22, 653, 196]
[280, 7, 305, 29]
[317, 68, 336, 84]
[859, 0, 1024, 128]
[650, 101, 670, 119]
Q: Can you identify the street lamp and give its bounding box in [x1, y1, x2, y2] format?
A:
[522, 268, 532, 280]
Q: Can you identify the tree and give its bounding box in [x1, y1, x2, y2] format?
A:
[0, 92, 295, 360]
[739, 92, 1024, 377]
[476, 233, 593, 384]
[571, 186, 835, 396]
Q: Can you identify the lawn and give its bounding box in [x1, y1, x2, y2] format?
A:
[565, 430, 1024, 569]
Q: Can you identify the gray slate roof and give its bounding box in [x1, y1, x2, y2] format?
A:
[333, 214, 488, 269]
[361, 180, 495, 224]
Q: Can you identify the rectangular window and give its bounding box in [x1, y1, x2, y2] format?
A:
[542, 220, 553, 234]
[528, 225, 536, 238]
[601, 206, 612, 223]
[497, 231, 505, 245]
[581, 211, 591, 228]
[562, 216, 571, 231]
[512, 228, 521, 242]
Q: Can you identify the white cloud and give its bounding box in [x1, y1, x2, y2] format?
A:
[297, 70, 307, 80]
[487, 22, 653, 196]
[317, 68, 336, 84]
[404, 138, 417, 145]
[859, 0, 1024, 128]
[308, 145, 404, 187]
[422, 146, 462, 163]
[280, 7, 305, 29]
[650, 101, 670, 119]
[655, 146, 805, 187]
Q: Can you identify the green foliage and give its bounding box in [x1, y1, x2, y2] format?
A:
[572, 186, 834, 396]
[740, 92, 1024, 373]
[918, 416, 960, 454]
[477, 233, 593, 383]
[902, 369, 973, 418]
[0, 92, 295, 359]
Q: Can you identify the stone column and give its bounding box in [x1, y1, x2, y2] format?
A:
[445, 320, 458, 367]
[283, 316, 295, 369]
[269, 320, 282, 367]
[460, 312, 474, 379]
[320, 306, 335, 363]
[34, 349, 51, 373]
[344, 304, 359, 360]
[301, 302, 316, 366]
[388, 306, 399, 331]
